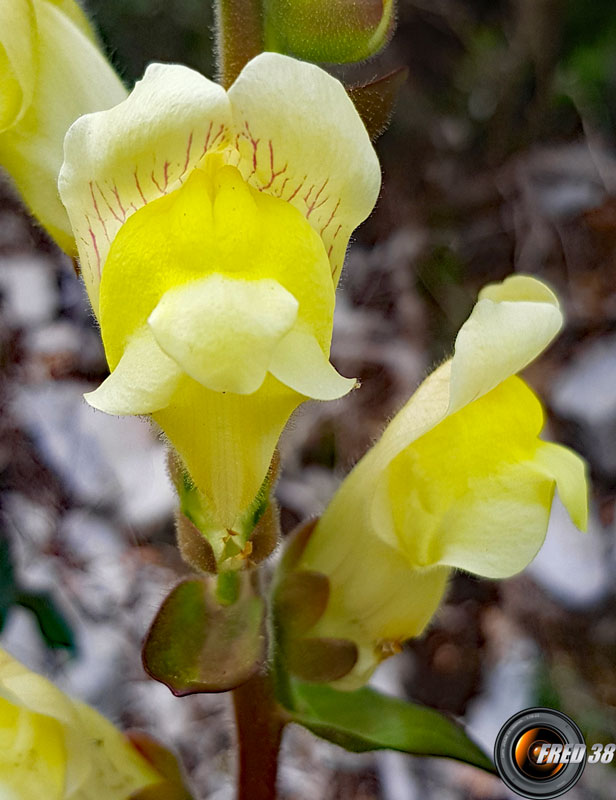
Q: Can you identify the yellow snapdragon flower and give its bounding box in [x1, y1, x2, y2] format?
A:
[0, 648, 162, 799]
[294, 275, 588, 687]
[0, 0, 126, 252]
[58, 53, 381, 533]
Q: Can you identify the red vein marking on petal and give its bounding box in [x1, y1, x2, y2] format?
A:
[151, 170, 165, 195]
[201, 121, 214, 157]
[163, 161, 170, 192]
[287, 176, 307, 202]
[328, 224, 342, 262]
[320, 199, 341, 235]
[88, 226, 101, 275]
[96, 182, 123, 224]
[134, 171, 147, 205]
[89, 182, 110, 242]
[130, 202, 138, 212]
[278, 176, 290, 197]
[181, 131, 194, 178]
[261, 140, 288, 191]
[242, 121, 260, 178]
[211, 123, 226, 147]
[112, 184, 127, 220]
[306, 179, 329, 218]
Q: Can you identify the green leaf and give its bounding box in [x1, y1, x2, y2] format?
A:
[290, 682, 495, 773]
[0, 537, 17, 632]
[16, 591, 75, 654]
[1, 536, 75, 653]
[142, 574, 265, 696]
[15, 591, 75, 654]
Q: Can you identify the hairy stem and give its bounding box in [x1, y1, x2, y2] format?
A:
[232, 670, 287, 800]
[215, 0, 264, 88]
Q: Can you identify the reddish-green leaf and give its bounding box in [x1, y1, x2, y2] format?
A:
[142, 574, 265, 696]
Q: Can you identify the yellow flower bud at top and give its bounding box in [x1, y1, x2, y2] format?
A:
[294, 276, 589, 688]
[58, 53, 381, 539]
[0, 0, 126, 253]
[0, 648, 161, 799]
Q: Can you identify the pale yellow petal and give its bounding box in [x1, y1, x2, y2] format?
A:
[269, 325, 357, 400]
[48, 0, 97, 43]
[449, 274, 562, 411]
[534, 441, 589, 532]
[0, 0, 36, 130]
[84, 326, 182, 415]
[72, 702, 160, 799]
[0, 649, 159, 799]
[0, 699, 66, 800]
[149, 274, 299, 394]
[228, 52, 381, 282]
[59, 63, 232, 314]
[383, 376, 575, 578]
[0, 0, 126, 253]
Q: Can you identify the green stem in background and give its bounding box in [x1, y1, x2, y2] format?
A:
[232, 670, 288, 800]
[215, 0, 264, 88]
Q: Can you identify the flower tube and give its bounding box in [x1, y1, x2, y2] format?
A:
[290, 275, 588, 687]
[58, 53, 381, 540]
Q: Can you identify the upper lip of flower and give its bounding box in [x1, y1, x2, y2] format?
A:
[58, 51, 382, 318]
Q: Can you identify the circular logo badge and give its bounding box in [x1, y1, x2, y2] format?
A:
[494, 708, 586, 798]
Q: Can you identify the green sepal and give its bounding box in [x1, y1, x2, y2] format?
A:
[284, 637, 358, 683]
[142, 573, 265, 696]
[170, 450, 280, 572]
[347, 68, 409, 140]
[264, 0, 395, 64]
[275, 569, 329, 636]
[288, 681, 495, 773]
[273, 524, 358, 684]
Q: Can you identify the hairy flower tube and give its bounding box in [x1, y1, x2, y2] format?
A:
[291, 275, 588, 687]
[0, 0, 126, 252]
[0, 648, 162, 799]
[57, 53, 381, 538]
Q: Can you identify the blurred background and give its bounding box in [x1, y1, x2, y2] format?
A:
[1, 0, 616, 797]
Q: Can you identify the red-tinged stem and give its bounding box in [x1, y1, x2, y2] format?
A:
[232, 670, 287, 800]
[215, 0, 264, 88]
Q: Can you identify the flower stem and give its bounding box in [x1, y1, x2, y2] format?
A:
[232, 670, 287, 800]
[215, 0, 264, 88]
